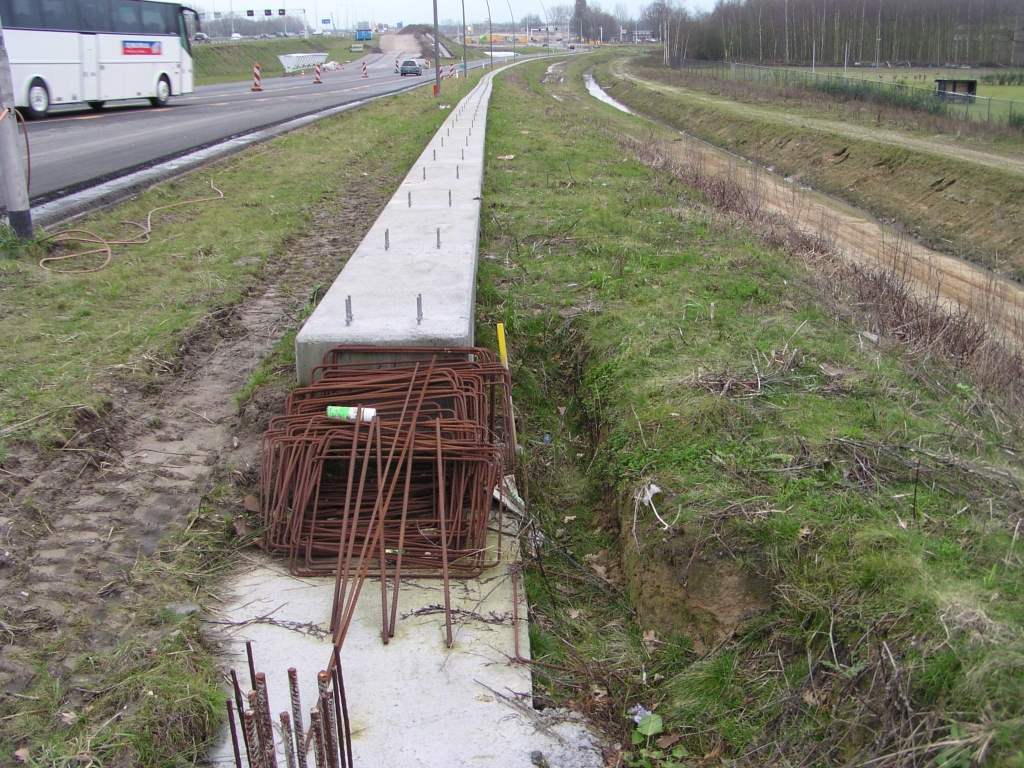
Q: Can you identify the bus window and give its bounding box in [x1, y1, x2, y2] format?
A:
[4, 0, 40, 28]
[40, 0, 82, 30]
[140, 3, 171, 34]
[110, 0, 140, 33]
[78, 0, 112, 32]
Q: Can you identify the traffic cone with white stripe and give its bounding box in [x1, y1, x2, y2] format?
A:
[362, 60, 368, 78]
[314, 61, 323, 84]
[251, 62, 262, 91]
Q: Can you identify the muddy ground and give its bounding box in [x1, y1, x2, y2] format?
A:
[0, 174, 392, 747]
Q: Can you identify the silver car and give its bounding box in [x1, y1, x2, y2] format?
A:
[399, 59, 423, 76]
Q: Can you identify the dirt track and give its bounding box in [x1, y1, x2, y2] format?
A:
[0, 175, 389, 742]
[613, 63, 1024, 345]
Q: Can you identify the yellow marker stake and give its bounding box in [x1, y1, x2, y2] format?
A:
[497, 323, 509, 369]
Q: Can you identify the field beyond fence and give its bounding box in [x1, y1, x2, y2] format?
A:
[673, 60, 1024, 127]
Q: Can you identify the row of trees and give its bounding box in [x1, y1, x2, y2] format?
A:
[636, 0, 1024, 67]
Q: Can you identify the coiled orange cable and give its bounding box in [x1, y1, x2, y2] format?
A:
[39, 180, 225, 274]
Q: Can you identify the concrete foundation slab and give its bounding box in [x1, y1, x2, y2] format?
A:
[206, 524, 604, 767]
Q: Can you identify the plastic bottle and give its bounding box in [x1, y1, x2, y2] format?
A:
[326, 406, 376, 422]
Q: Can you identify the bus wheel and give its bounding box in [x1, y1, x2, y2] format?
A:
[26, 79, 50, 119]
[88, 101, 105, 111]
[150, 76, 171, 107]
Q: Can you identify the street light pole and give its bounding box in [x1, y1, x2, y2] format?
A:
[459, 0, 467, 77]
[506, 0, 515, 61]
[461, 0, 467, 77]
[433, 0, 441, 93]
[483, 0, 493, 68]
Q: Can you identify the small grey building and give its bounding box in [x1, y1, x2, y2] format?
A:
[935, 78, 978, 104]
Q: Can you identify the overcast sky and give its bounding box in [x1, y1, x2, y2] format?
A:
[194, 0, 715, 31]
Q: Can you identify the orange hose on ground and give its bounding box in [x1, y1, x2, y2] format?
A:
[39, 181, 224, 274]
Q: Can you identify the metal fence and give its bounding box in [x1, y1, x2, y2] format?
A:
[672, 60, 1024, 127]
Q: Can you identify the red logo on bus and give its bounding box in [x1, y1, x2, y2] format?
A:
[123, 40, 163, 55]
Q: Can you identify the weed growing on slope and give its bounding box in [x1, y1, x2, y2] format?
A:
[479, 56, 1024, 766]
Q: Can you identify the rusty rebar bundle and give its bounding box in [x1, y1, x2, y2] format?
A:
[226, 642, 353, 768]
[258, 345, 515, 647]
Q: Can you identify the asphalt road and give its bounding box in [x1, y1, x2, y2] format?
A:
[25, 53, 486, 204]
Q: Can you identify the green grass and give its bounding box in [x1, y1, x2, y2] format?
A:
[478, 55, 1024, 765]
[0, 79, 476, 452]
[0, 497, 240, 767]
[193, 38, 338, 84]
[0, 73, 482, 766]
[595, 51, 1024, 281]
[978, 84, 1024, 100]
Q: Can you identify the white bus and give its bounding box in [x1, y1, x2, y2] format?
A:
[0, 0, 200, 118]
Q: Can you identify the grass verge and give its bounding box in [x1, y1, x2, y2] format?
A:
[593, 51, 1024, 281]
[479, 55, 1024, 765]
[0, 73, 480, 766]
[193, 39, 337, 84]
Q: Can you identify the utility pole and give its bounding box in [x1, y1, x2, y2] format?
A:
[483, 0, 493, 68]
[460, 0, 467, 77]
[0, 19, 32, 239]
[461, 0, 468, 77]
[432, 0, 441, 94]
[506, 0, 515, 60]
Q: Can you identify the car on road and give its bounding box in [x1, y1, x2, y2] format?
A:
[231, 32, 241, 39]
[399, 59, 423, 76]
[193, 32, 209, 42]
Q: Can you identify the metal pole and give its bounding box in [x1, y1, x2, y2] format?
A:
[506, 0, 515, 60]
[484, 0, 493, 68]
[0, 18, 32, 239]
[461, 0, 468, 77]
[433, 0, 441, 94]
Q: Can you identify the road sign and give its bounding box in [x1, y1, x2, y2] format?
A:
[322, 18, 330, 25]
[246, 9, 254, 16]
[264, 9, 272, 16]
[278, 9, 286, 14]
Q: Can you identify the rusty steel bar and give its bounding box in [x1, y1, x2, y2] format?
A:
[226, 699, 244, 768]
[231, 669, 252, 760]
[436, 418, 453, 648]
[288, 667, 307, 768]
[257, 345, 515, 655]
[254, 673, 279, 768]
[309, 709, 327, 768]
[280, 711, 297, 768]
[316, 672, 339, 768]
[243, 707, 264, 768]
[331, 645, 354, 768]
[246, 641, 257, 691]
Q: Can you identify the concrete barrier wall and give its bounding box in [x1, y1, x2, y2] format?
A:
[295, 76, 495, 385]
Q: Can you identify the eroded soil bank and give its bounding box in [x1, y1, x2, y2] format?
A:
[598, 55, 1024, 283]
